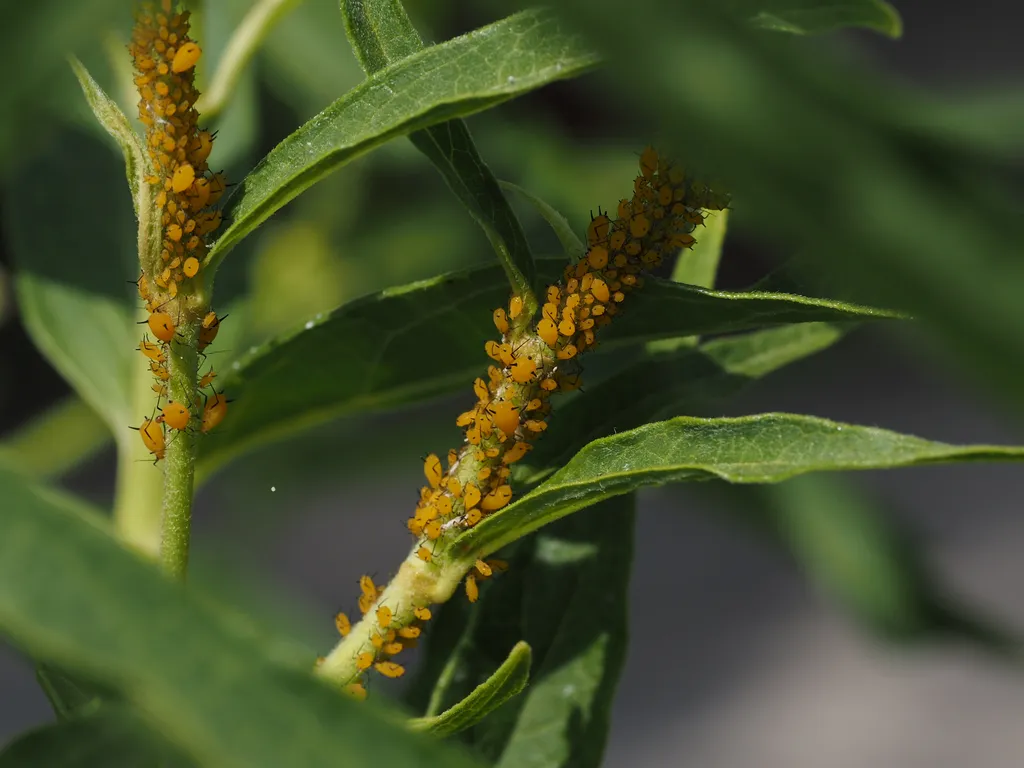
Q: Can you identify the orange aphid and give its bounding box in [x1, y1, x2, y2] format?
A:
[345, 682, 367, 700]
[465, 575, 479, 603]
[160, 401, 190, 431]
[376, 605, 392, 628]
[138, 418, 165, 461]
[171, 41, 202, 74]
[148, 312, 175, 343]
[423, 454, 442, 489]
[413, 606, 432, 621]
[201, 393, 228, 433]
[374, 661, 405, 678]
[334, 612, 351, 637]
[355, 652, 374, 671]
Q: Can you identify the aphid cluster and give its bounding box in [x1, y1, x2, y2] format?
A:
[330, 148, 728, 694]
[129, 1, 229, 461]
[130, 0, 226, 299]
[406, 147, 728, 572]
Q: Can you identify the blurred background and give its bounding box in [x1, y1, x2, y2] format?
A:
[2, 0, 1024, 765]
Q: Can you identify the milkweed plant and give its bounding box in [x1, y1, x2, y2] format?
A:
[1, 0, 1023, 766]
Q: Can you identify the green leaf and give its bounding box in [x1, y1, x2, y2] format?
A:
[525, 322, 850, 480]
[409, 641, 532, 738]
[561, 0, 1024, 404]
[719, 0, 902, 36]
[70, 58, 163, 283]
[35, 663, 112, 721]
[0, 707, 193, 767]
[341, 0, 537, 302]
[669, 208, 728, 290]
[455, 413, 1024, 560]
[648, 207, 731, 352]
[0, 0, 126, 172]
[417, 496, 635, 767]
[197, 260, 896, 479]
[737, 475, 1020, 650]
[4, 130, 137, 434]
[0, 463, 479, 768]
[499, 181, 586, 262]
[0, 397, 110, 479]
[208, 9, 598, 268]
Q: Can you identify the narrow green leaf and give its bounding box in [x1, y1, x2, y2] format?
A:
[524, 323, 850, 480]
[34, 663, 112, 721]
[69, 58, 144, 214]
[0, 464, 479, 768]
[717, 0, 902, 36]
[208, 9, 598, 267]
[742, 475, 1020, 651]
[70, 58, 162, 282]
[499, 180, 586, 262]
[456, 413, 1024, 560]
[648, 207, 731, 352]
[197, 260, 895, 479]
[4, 129, 138, 434]
[416, 497, 634, 768]
[669, 208, 728, 290]
[342, 0, 537, 299]
[409, 641, 532, 738]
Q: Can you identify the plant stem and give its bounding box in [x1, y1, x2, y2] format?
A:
[113, 329, 167, 558]
[195, 0, 303, 120]
[315, 547, 465, 686]
[160, 319, 201, 579]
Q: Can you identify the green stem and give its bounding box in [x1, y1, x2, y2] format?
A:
[195, 0, 303, 120]
[159, 319, 201, 579]
[113, 321, 167, 558]
[315, 546, 465, 686]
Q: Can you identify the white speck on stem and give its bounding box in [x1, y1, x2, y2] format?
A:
[562, 684, 575, 697]
[304, 320, 315, 330]
[271, 486, 276, 492]
[507, 75, 516, 85]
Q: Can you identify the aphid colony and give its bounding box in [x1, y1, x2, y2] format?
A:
[330, 148, 728, 693]
[129, 1, 228, 461]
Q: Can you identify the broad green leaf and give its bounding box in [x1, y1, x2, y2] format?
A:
[208, 9, 599, 267]
[415, 496, 634, 768]
[715, 0, 902, 36]
[561, 0, 1024, 404]
[524, 323, 850, 481]
[409, 642, 532, 738]
[5, 129, 137, 433]
[499, 180, 585, 262]
[197, 260, 896, 479]
[455, 413, 1024, 560]
[0, 707, 193, 767]
[735, 475, 1019, 650]
[0, 464, 479, 768]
